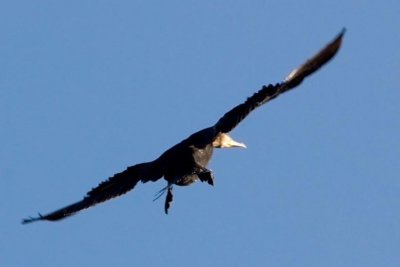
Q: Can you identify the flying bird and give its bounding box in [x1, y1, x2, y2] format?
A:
[22, 29, 345, 224]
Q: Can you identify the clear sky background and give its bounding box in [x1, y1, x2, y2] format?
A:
[1, 1, 399, 266]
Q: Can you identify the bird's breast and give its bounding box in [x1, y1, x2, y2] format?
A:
[192, 144, 214, 167]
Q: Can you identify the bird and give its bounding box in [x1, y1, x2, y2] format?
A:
[22, 29, 345, 224]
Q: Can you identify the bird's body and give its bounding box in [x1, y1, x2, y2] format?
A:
[159, 127, 216, 186]
[22, 29, 345, 224]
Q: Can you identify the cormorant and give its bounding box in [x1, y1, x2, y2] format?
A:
[22, 29, 345, 224]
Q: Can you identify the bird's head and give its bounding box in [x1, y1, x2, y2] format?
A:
[212, 133, 247, 149]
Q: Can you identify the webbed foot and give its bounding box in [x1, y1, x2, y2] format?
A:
[164, 187, 173, 214]
[197, 169, 214, 186]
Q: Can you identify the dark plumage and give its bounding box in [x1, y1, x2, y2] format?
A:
[22, 29, 345, 224]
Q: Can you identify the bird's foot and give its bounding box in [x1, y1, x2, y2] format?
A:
[153, 184, 174, 214]
[198, 169, 214, 186]
[164, 187, 173, 214]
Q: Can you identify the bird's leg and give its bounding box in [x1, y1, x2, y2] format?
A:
[196, 166, 214, 186]
[164, 186, 173, 214]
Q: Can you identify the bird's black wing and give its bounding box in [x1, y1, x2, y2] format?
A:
[214, 29, 345, 134]
[22, 161, 163, 224]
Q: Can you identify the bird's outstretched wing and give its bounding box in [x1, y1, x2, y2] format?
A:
[22, 161, 163, 224]
[214, 29, 345, 134]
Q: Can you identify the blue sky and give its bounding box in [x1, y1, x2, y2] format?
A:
[1, 1, 399, 266]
